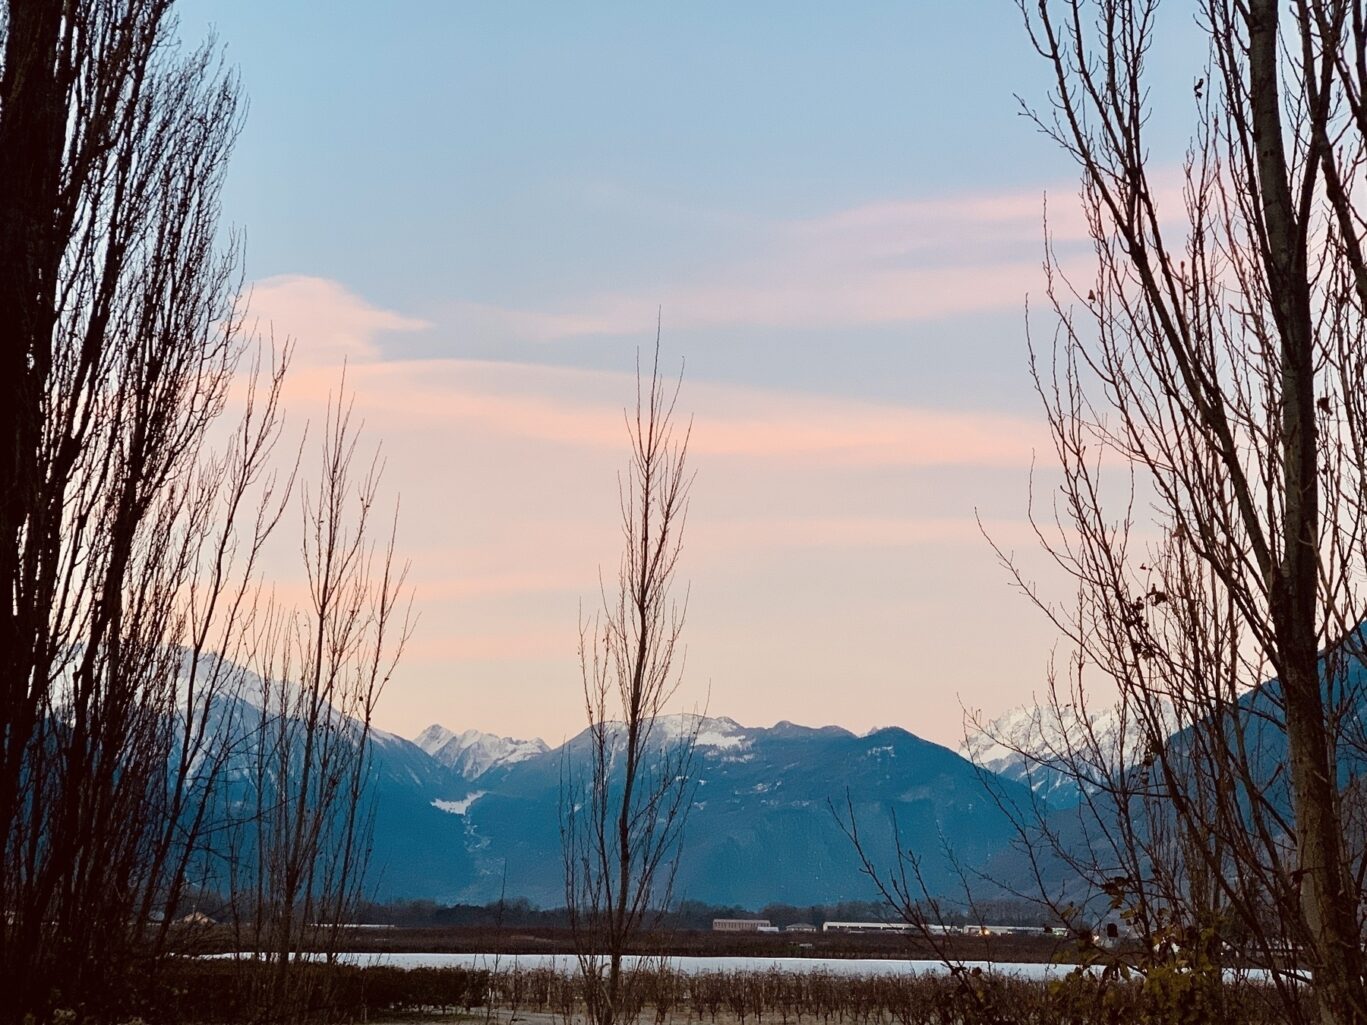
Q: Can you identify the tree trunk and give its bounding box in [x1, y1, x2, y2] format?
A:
[1249, 2, 1363, 1020]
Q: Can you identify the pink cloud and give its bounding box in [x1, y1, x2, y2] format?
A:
[784, 188, 1092, 263]
[661, 261, 1053, 330]
[246, 275, 430, 364]
[281, 358, 1046, 469]
[697, 515, 1043, 554]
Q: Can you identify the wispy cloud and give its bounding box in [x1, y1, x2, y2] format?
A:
[699, 514, 1044, 554]
[436, 176, 1198, 345]
[246, 274, 430, 364]
[786, 188, 1091, 256]
[280, 356, 1045, 469]
[435, 182, 1099, 342]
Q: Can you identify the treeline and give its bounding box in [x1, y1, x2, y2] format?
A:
[350, 897, 1054, 931]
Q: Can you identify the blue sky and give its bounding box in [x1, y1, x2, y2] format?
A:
[172, 2, 1208, 745]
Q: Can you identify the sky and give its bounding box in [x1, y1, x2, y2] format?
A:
[172, 2, 1207, 749]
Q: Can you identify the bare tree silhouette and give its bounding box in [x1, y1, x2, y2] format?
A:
[967, 2, 1367, 1023]
[0, 3, 409, 1020]
[561, 335, 699, 1025]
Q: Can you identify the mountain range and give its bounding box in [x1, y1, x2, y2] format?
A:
[191, 637, 1367, 909]
[186, 643, 1367, 910]
[354, 712, 1039, 907]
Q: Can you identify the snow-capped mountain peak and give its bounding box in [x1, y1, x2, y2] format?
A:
[414, 723, 457, 754]
[959, 698, 1165, 806]
[415, 724, 549, 781]
[651, 712, 747, 750]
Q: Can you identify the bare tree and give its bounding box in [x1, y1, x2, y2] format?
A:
[976, 1, 1367, 1022]
[0, 3, 409, 1021]
[224, 386, 411, 1019]
[0, 3, 259, 1016]
[561, 337, 699, 1025]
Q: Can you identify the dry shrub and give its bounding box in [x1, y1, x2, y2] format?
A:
[138, 960, 1298, 1025]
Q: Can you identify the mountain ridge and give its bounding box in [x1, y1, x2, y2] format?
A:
[180, 658, 1042, 908]
[414, 724, 550, 781]
[411, 712, 1033, 906]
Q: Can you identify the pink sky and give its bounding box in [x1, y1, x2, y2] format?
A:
[237, 180, 1094, 750]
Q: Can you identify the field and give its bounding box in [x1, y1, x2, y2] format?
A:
[159, 957, 1292, 1025]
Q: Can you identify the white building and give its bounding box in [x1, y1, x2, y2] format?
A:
[712, 918, 771, 932]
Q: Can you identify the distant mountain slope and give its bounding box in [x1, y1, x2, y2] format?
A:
[973, 640, 1367, 903]
[182, 654, 1043, 908]
[963, 638, 1367, 816]
[444, 715, 1035, 906]
[180, 634, 1367, 911]
[192, 683, 476, 903]
[363, 728, 482, 900]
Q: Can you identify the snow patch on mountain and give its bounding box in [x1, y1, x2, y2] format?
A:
[586, 713, 752, 754]
[651, 713, 744, 745]
[687, 715, 748, 751]
[433, 791, 487, 815]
